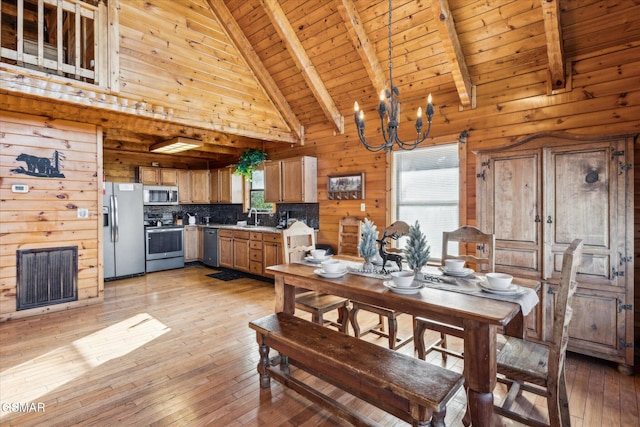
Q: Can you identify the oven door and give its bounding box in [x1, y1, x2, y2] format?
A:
[145, 227, 184, 260]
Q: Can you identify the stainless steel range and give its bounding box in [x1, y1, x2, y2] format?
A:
[144, 213, 184, 273]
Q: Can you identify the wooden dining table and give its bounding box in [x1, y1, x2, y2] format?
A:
[267, 258, 538, 427]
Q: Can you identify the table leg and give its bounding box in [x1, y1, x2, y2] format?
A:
[463, 319, 497, 427]
[274, 275, 296, 314]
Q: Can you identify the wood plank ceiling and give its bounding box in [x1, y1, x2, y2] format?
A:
[3, 0, 639, 162]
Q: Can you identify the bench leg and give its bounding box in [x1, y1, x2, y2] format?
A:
[258, 334, 271, 388]
[279, 354, 290, 374]
[431, 409, 446, 427]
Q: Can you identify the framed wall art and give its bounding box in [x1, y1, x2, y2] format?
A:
[327, 172, 365, 200]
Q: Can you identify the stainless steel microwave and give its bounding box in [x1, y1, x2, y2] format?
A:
[143, 185, 179, 205]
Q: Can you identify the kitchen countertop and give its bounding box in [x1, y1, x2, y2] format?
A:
[196, 223, 282, 233]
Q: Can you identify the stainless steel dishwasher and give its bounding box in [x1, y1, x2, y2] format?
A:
[203, 228, 219, 267]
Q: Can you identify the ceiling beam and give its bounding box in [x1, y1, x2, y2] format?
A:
[336, 0, 387, 95]
[541, 0, 566, 90]
[431, 0, 474, 108]
[205, 0, 305, 144]
[259, 0, 344, 134]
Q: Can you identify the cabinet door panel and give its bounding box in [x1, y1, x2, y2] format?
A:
[568, 292, 622, 355]
[492, 155, 539, 243]
[264, 161, 282, 202]
[495, 248, 538, 270]
[550, 149, 609, 246]
[281, 158, 303, 202]
[543, 143, 620, 285]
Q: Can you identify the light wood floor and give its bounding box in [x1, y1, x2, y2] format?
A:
[1, 265, 638, 426]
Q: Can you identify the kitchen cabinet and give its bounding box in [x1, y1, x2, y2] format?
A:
[262, 232, 283, 278]
[264, 156, 317, 203]
[249, 232, 263, 275]
[138, 167, 178, 185]
[183, 226, 201, 262]
[211, 167, 243, 203]
[475, 133, 634, 373]
[190, 170, 210, 203]
[177, 170, 191, 204]
[218, 229, 250, 272]
[219, 230, 234, 268]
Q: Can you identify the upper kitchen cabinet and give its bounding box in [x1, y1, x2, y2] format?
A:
[475, 133, 635, 373]
[177, 170, 191, 204]
[190, 170, 210, 204]
[210, 167, 243, 204]
[177, 170, 210, 204]
[264, 156, 317, 203]
[138, 167, 179, 186]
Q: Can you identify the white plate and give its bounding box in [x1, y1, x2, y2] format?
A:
[383, 280, 424, 294]
[439, 266, 475, 277]
[478, 281, 523, 295]
[305, 255, 332, 263]
[314, 268, 347, 279]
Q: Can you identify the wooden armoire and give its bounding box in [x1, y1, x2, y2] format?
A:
[475, 132, 635, 374]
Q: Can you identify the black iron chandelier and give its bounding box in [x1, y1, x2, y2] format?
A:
[353, 0, 434, 153]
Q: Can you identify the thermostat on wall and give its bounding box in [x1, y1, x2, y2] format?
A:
[11, 184, 29, 193]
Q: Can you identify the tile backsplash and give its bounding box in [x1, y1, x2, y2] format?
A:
[144, 203, 319, 229]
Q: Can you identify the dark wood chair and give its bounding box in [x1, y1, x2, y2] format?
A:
[491, 239, 583, 427]
[348, 221, 413, 350]
[282, 221, 349, 334]
[413, 225, 495, 362]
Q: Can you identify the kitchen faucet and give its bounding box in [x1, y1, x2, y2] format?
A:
[248, 208, 259, 226]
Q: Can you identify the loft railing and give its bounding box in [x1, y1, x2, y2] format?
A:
[0, 0, 105, 85]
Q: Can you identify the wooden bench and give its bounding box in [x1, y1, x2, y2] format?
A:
[249, 313, 464, 427]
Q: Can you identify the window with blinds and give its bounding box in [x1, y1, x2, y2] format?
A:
[393, 143, 459, 260]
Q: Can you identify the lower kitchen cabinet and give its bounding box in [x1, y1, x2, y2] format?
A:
[183, 226, 201, 262]
[262, 232, 283, 278]
[219, 229, 250, 272]
[219, 230, 234, 268]
[249, 232, 263, 275]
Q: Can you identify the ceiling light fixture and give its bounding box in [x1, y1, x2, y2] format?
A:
[353, 0, 434, 153]
[150, 137, 203, 154]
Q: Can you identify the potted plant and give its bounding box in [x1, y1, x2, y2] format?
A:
[404, 221, 430, 275]
[358, 218, 378, 272]
[234, 148, 267, 181]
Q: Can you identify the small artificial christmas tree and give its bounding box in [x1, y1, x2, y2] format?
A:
[404, 220, 430, 273]
[358, 218, 378, 271]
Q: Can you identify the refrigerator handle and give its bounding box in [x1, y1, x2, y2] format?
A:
[109, 195, 116, 242]
[113, 194, 119, 242]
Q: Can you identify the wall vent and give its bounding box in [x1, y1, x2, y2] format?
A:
[17, 246, 78, 311]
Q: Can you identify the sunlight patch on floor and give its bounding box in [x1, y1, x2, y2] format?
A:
[0, 313, 170, 416]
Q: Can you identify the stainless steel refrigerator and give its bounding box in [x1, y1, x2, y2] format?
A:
[103, 182, 145, 279]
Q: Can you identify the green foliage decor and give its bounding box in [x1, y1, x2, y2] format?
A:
[358, 218, 378, 260]
[234, 148, 267, 181]
[404, 220, 430, 273]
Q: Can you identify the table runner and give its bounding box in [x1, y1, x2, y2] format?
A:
[295, 259, 538, 316]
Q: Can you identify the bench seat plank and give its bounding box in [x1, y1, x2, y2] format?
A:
[249, 313, 464, 426]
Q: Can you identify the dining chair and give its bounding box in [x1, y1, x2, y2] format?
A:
[491, 238, 583, 427]
[337, 216, 361, 256]
[348, 221, 413, 350]
[282, 221, 350, 334]
[413, 225, 495, 362]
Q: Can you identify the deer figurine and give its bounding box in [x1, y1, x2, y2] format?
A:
[376, 221, 410, 274]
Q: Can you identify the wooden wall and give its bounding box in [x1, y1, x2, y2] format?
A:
[0, 112, 102, 321]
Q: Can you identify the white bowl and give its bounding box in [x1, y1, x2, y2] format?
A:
[390, 271, 415, 288]
[321, 259, 342, 273]
[445, 259, 465, 272]
[485, 273, 513, 290]
[311, 249, 326, 259]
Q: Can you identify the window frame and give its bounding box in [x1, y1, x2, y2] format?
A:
[390, 141, 466, 263]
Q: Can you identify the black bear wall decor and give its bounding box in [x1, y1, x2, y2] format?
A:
[12, 151, 66, 178]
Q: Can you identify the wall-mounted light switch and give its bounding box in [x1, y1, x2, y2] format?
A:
[360, 203, 366, 212]
[77, 208, 89, 219]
